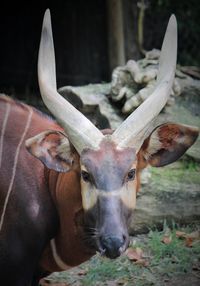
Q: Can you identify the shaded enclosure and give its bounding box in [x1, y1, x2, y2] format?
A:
[144, 0, 200, 66]
[0, 0, 109, 97]
[0, 0, 199, 100]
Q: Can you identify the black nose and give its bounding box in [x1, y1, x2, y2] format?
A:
[100, 235, 126, 259]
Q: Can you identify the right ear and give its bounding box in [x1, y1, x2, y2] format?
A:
[140, 123, 199, 167]
[25, 130, 77, 172]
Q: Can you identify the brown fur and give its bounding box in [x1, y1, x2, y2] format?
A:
[0, 96, 91, 283]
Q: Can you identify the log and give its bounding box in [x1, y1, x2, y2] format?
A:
[130, 161, 200, 234]
[58, 84, 123, 130]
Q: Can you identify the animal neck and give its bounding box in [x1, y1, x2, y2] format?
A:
[40, 169, 94, 272]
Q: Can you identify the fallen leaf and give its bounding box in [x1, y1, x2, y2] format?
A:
[161, 227, 173, 245]
[176, 229, 200, 247]
[187, 230, 200, 240]
[77, 269, 88, 276]
[126, 247, 143, 261]
[185, 236, 194, 247]
[185, 230, 200, 247]
[125, 247, 149, 267]
[135, 258, 149, 267]
[161, 235, 172, 245]
[176, 230, 187, 239]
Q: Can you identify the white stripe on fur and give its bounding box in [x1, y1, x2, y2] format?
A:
[50, 239, 70, 270]
[0, 106, 33, 232]
[0, 102, 11, 168]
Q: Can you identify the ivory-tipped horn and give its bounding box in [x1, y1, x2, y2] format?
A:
[112, 15, 177, 152]
[38, 9, 104, 154]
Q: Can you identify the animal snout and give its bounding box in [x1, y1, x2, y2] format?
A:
[100, 235, 127, 259]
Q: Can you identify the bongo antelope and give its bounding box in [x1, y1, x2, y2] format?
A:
[0, 9, 198, 286]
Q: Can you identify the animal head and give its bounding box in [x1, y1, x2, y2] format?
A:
[26, 10, 199, 259]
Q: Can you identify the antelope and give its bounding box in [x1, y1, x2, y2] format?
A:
[0, 9, 198, 286]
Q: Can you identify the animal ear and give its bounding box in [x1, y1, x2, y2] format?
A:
[141, 123, 199, 167]
[25, 130, 76, 172]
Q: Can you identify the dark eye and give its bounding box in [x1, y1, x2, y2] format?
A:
[81, 170, 91, 182]
[127, 169, 136, 181]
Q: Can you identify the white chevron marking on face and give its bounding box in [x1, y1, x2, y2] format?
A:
[81, 179, 137, 210]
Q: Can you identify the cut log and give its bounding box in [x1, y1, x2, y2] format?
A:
[130, 161, 200, 234]
[58, 84, 123, 130]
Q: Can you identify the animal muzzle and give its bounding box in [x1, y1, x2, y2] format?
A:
[99, 234, 128, 259]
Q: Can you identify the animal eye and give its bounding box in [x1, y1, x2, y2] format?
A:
[81, 171, 91, 182]
[127, 169, 136, 181]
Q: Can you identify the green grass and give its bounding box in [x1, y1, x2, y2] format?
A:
[151, 161, 200, 184]
[81, 256, 136, 286]
[147, 226, 200, 277]
[48, 254, 155, 286]
[47, 224, 200, 286]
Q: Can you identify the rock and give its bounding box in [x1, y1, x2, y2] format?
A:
[58, 83, 123, 130]
[110, 54, 181, 113]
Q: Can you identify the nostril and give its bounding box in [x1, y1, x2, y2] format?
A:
[100, 236, 110, 250]
[100, 235, 125, 248]
[99, 235, 127, 258]
[122, 234, 126, 243]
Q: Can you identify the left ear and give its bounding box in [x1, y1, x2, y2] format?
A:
[25, 130, 77, 172]
[141, 123, 199, 167]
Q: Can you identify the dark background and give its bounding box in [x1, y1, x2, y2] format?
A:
[0, 0, 199, 101]
[0, 0, 109, 98]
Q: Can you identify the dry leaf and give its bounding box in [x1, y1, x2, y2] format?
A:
[176, 229, 200, 247]
[77, 269, 88, 276]
[135, 258, 149, 267]
[125, 247, 148, 267]
[176, 230, 187, 239]
[161, 235, 172, 245]
[185, 236, 194, 247]
[161, 227, 172, 245]
[185, 230, 200, 247]
[187, 230, 200, 240]
[126, 247, 143, 261]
